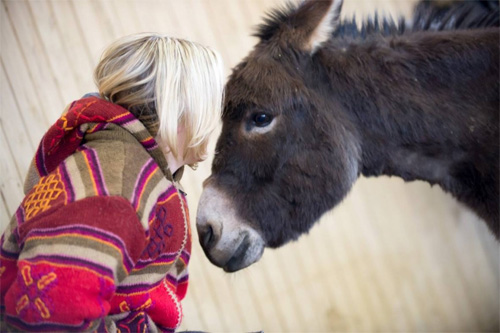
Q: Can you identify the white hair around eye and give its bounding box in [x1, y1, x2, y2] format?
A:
[94, 32, 225, 162]
[241, 113, 278, 137]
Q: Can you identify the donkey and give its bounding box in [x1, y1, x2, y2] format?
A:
[196, 0, 499, 272]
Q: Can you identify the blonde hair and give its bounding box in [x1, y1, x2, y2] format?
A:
[94, 32, 224, 163]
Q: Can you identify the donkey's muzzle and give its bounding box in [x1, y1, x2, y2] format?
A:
[196, 182, 265, 272]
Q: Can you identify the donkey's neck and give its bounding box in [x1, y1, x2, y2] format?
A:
[324, 29, 499, 198]
[360, 136, 459, 186]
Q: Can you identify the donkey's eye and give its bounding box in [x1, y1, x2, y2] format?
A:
[252, 113, 273, 127]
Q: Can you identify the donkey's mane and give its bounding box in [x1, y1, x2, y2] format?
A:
[411, 0, 499, 31]
[254, 0, 499, 42]
[333, 15, 406, 40]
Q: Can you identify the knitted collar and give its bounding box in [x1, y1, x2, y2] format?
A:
[34, 96, 182, 182]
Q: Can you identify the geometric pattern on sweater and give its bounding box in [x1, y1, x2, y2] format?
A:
[23, 171, 65, 221]
[14, 264, 57, 320]
[0, 97, 191, 332]
[144, 187, 183, 260]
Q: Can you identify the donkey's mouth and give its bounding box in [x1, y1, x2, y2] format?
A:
[198, 224, 265, 272]
[223, 232, 266, 272]
[224, 233, 250, 272]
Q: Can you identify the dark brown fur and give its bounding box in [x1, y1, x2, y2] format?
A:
[208, 0, 500, 248]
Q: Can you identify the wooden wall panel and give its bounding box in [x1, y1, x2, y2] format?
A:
[1, 1, 498, 331]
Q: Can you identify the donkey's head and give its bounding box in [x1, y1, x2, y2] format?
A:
[197, 0, 361, 272]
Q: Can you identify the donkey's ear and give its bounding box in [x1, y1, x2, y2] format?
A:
[255, 0, 343, 54]
[291, 0, 343, 53]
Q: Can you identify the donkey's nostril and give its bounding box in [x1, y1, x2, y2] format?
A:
[205, 225, 213, 246]
[200, 223, 217, 250]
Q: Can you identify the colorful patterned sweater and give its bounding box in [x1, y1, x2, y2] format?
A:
[0, 97, 191, 332]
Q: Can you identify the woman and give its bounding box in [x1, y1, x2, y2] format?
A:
[0, 33, 224, 332]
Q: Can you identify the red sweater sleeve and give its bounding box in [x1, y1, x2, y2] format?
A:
[1, 196, 147, 331]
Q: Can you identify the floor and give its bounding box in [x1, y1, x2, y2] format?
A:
[1, 0, 498, 331]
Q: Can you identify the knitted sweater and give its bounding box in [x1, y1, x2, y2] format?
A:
[0, 97, 191, 332]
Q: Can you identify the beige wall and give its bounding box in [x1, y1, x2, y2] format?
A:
[1, 0, 498, 331]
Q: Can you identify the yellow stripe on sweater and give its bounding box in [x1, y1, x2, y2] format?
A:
[82, 151, 99, 196]
[135, 166, 159, 213]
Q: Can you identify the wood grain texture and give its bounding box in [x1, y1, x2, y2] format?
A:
[0, 1, 498, 331]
